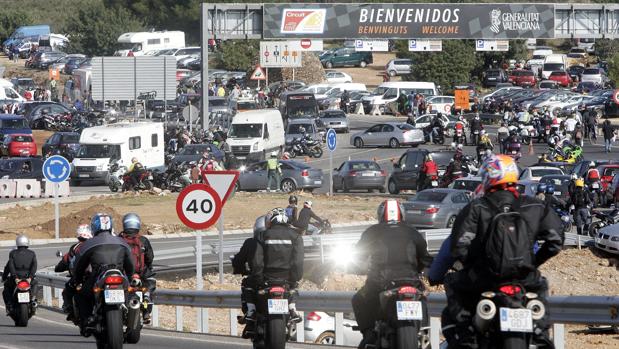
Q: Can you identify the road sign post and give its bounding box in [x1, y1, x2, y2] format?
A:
[326, 129, 337, 196]
[42, 155, 71, 239]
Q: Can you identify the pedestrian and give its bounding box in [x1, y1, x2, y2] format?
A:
[12, 46, 19, 63]
[602, 118, 615, 153]
[266, 151, 281, 192]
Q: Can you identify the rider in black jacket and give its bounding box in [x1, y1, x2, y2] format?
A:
[294, 201, 324, 235]
[2, 235, 37, 314]
[352, 200, 433, 348]
[55, 224, 92, 319]
[73, 214, 135, 335]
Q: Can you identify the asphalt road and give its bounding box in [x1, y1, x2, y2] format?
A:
[0, 305, 330, 349]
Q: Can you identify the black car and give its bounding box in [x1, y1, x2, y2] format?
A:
[41, 132, 80, 160]
[388, 149, 456, 194]
[16, 101, 72, 128]
[483, 69, 508, 88]
[0, 157, 44, 180]
[170, 144, 224, 165]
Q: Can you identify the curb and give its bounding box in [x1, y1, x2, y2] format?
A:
[0, 193, 118, 211]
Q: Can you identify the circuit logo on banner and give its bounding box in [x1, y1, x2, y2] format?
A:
[280, 9, 326, 34]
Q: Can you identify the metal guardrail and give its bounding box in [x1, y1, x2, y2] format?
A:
[36, 272, 617, 349]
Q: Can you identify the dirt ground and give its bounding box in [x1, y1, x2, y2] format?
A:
[33, 130, 53, 155]
[335, 52, 398, 88]
[1, 56, 67, 87]
[0, 191, 386, 239]
[154, 248, 619, 347]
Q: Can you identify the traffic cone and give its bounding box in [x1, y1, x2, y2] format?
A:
[528, 141, 535, 155]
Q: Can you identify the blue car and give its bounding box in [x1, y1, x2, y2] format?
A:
[0, 114, 32, 135]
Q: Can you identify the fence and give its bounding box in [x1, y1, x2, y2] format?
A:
[36, 272, 618, 348]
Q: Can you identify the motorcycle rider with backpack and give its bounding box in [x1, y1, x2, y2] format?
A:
[442, 155, 563, 348]
[119, 213, 155, 323]
[352, 200, 433, 348]
[285, 195, 299, 225]
[55, 224, 92, 320]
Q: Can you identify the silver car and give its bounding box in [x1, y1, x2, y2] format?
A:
[236, 160, 323, 193]
[304, 311, 362, 345]
[386, 58, 413, 77]
[350, 122, 424, 149]
[402, 189, 471, 228]
[318, 110, 349, 133]
[285, 118, 321, 145]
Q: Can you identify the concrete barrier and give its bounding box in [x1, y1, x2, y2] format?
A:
[43, 180, 71, 197]
[15, 179, 41, 198]
[0, 180, 17, 198]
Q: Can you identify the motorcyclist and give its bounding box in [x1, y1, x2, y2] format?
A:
[340, 90, 350, 113]
[127, 157, 145, 189]
[294, 201, 325, 235]
[544, 184, 567, 211]
[55, 224, 92, 320]
[285, 195, 299, 225]
[251, 208, 304, 322]
[352, 200, 432, 348]
[2, 235, 38, 315]
[430, 113, 445, 143]
[118, 213, 155, 323]
[453, 116, 467, 145]
[585, 161, 601, 186]
[570, 178, 591, 236]
[443, 154, 563, 348]
[418, 154, 438, 191]
[497, 122, 509, 154]
[444, 153, 465, 187]
[535, 182, 547, 201]
[470, 114, 483, 145]
[73, 214, 135, 335]
[233, 216, 262, 337]
[476, 130, 493, 162]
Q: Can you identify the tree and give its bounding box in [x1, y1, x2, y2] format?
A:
[594, 39, 619, 61]
[63, 3, 144, 56]
[0, 10, 33, 43]
[213, 40, 260, 71]
[608, 52, 619, 87]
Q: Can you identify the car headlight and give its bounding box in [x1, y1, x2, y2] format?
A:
[252, 141, 259, 151]
[611, 236, 619, 242]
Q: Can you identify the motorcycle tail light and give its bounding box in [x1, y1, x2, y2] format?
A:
[16, 281, 30, 290]
[301, 169, 309, 177]
[499, 285, 521, 296]
[104, 275, 124, 285]
[269, 286, 286, 295]
[398, 286, 417, 295]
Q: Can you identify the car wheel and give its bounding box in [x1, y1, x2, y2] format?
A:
[325, 61, 333, 69]
[316, 331, 336, 345]
[388, 179, 399, 194]
[389, 70, 397, 77]
[389, 138, 400, 148]
[359, 61, 368, 68]
[354, 137, 364, 148]
[446, 216, 456, 228]
[281, 179, 296, 193]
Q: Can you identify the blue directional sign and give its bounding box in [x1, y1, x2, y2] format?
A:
[43, 155, 71, 183]
[326, 129, 337, 152]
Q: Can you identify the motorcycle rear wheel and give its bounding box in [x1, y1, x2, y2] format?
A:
[266, 316, 286, 349]
[395, 324, 418, 349]
[105, 307, 124, 349]
[501, 332, 527, 349]
[14, 303, 29, 327]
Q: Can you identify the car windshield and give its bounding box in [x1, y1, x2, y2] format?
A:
[541, 177, 569, 186]
[12, 135, 32, 142]
[544, 63, 564, 71]
[321, 112, 345, 119]
[287, 97, 317, 117]
[0, 118, 28, 129]
[487, 70, 501, 77]
[550, 72, 566, 76]
[373, 87, 389, 96]
[531, 169, 561, 177]
[62, 134, 80, 143]
[77, 144, 121, 159]
[179, 145, 208, 155]
[209, 99, 226, 107]
[313, 86, 330, 94]
[412, 192, 447, 202]
[228, 124, 262, 138]
[583, 68, 600, 75]
[0, 160, 19, 172]
[288, 123, 313, 134]
[349, 162, 381, 171]
[397, 124, 415, 130]
[237, 101, 257, 109]
[532, 55, 545, 59]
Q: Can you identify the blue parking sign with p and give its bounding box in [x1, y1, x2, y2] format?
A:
[43, 155, 71, 183]
[410, 40, 417, 49]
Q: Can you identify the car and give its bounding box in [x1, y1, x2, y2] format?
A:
[567, 47, 587, 59]
[402, 188, 471, 228]
[538, 80, 559, 90]
[413, 113, 468, 138]
[41, 131, 80, 160]
[325, 71, 352, 83]
[9, 78, 36, 97]
[482, 69, 508, 88]
[388, 149, 456, 194]
[320, 47, 373, 68]
[177, 56, 200, 69]
[595, 224, 619, 254]
[596, 164, 619, 193]
[385, 58, 413, 77]
[572, 81, 602, 94]
[538, 174, 572, 201]
[208, 97, 230, 114]
[285, 118, 321, 145]
[333, 160, 386, 193]
[425, 96, 455, 115]
[350, 122, 424, 149]
[448, 176, 482, 192]
[16, 101, 72, 128]
[63, 56, 89, 75]
[170, 144, 224, 165]
[0, 134, 36, 157]
[318, 110, 348, 133]
[33, 51, 66, 69]
[508, 69, 537, 88]
[519, 166, 564, 182]
[581, 67, 609, 86]
[304, 311, 361, 346]
[236, 98, 260, 112]
[548, 71, 571, 87]
[567, 65, 585, 82]
[516, 180, 540, 197]
[236, 160, 323, 193]
[50, 54, 86, 73]
[0, 157, 44, 180]
[0, 114, 32, 135]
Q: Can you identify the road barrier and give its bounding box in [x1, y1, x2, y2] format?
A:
[0, 179, 70, 199]
[35, 272, 618, 348]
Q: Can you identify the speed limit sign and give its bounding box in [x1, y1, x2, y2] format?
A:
[613, 89, 619, 105]
[176, 184, 222, 230]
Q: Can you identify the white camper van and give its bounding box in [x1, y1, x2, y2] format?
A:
[114, 31, 185, 56]
[361, 82, 437, 114]
[72, 122, 164, 184]
[0, 79, 26, 103]
[227, 109, 285, 163]
[542, 54, 568, 79]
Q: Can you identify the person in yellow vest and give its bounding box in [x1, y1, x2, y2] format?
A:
[266, 151, 282, 192]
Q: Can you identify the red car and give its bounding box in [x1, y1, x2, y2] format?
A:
[1, 134, 36, 157]
[508, 69, 537, 87]
[597, 164, 619, 192]
[548, 71, 571, 87]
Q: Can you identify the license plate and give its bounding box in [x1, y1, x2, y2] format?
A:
[431, 181, 438, 186]
[267, 299, 289, 315]
[314, 180, 322, 185]
[362, 172, 374, 177]
[79, 174, 90, 178]
[408, 210, 422, 215]
[511, 151, 517, 154]
[104, 289, 125, 304]
[396, 301, 423, 320]
[554, 191, 561, 196]
[17, 292, 30, 303]
[592, 183, 600, 189]
[499, 308, 533, 333]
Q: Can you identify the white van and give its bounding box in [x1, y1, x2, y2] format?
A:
[114, 31, 185, 56]
[227, 109, 285, 163]
[542, 54, 568, 79]
[72, 122, 164, 184]
[361, 81, 437, 114]
[302, 83, 332, 100]
[0, 79, 26, 103]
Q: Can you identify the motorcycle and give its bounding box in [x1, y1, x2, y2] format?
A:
[287, 137, 323, 158]
[121, 169, 154, 192]
[247, 280, 297, 349]
[588, 180, 605, 207]
[473, 283, 548, 349]
[152, 162, 191, 192]
[108, 162, 127, 193]
[453, 127, 466, 146]
[124, 278, 151, 344]
[366, 278, 429, 349]
[588, 208, 619, 237]
[555, 208, 573, 234]
[423, 126, 445, 145]
[7, 278, 36, 327]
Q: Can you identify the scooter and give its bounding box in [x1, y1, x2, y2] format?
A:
[588, 208, 619, 237]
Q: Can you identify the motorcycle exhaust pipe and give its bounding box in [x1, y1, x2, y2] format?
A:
[126, 298, 141, 330]
[474, 299, 496, 332]
[526, 299, 546, 321]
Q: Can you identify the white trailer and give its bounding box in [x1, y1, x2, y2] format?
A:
[114, 31, 185, 56]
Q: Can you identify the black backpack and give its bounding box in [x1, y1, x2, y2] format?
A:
[481, 197, 535, 280]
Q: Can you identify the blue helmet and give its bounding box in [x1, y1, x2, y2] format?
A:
[536, 183, 547, 194]
[545, 184, 555, 195]
[91, 213, 113, 236]
[122, 213, 141, 234]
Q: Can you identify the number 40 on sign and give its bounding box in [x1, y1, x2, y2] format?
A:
[176, 184, 222, 230]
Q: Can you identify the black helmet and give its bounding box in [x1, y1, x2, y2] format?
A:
[288, 195, 298, 205]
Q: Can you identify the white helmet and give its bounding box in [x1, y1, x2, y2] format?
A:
[480, 130, 486, 136]
[268, 208, 288, 225]
[76, 224, 93, 241]
[589, 161, 595, 168]
[16, 235, 29, 248]
[271, 151, 278, 158]
[304, 201, 313, 208]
